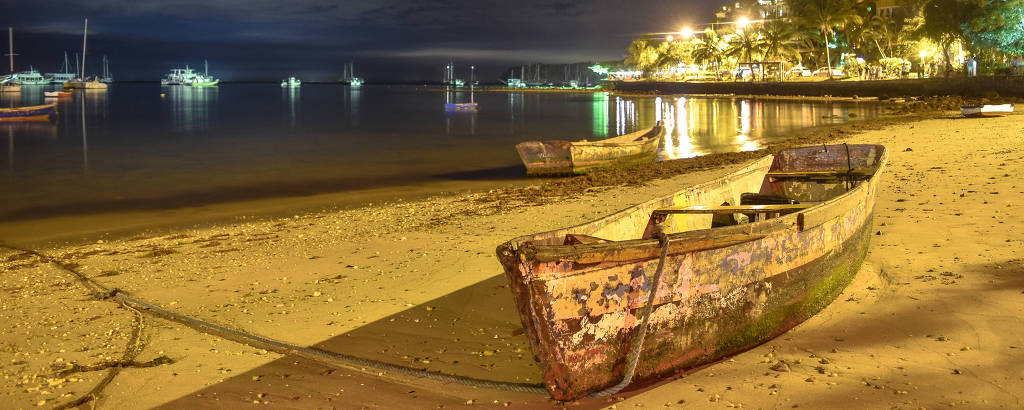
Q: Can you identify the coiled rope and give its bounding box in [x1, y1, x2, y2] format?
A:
[0, 243, 548, 396]
[588, 231, 671, 398]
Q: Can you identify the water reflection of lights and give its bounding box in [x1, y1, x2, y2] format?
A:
[169, 86, 217, 132]
[658, 97, 700, 160]
[735, 100, 761, 152]
[614, 97, 636, 136]
[592, 92, 608, 138]
[284, 87, 300, 128]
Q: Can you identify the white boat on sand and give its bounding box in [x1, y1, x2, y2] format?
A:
[960, 104, 1014, 118]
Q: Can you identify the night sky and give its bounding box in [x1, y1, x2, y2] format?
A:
[2, 0, 724, 82]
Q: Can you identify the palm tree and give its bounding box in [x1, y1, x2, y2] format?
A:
[760, 20, 801, 78]
[692, 30, 726, 78]
[791, 0, 863, 77]
[725, 27, 765, 79]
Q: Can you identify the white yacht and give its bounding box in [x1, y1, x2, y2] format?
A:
[13, 67, 48, 85]
[161, 62, 219, 87]
[281, 76, 301, 87]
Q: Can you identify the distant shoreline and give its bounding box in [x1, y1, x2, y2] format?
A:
[606, 76, 1024, 98]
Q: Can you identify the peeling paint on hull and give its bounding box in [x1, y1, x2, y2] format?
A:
[497, 144, 888, 400]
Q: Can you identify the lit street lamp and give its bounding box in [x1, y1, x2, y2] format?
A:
[680, 27, 694, 39]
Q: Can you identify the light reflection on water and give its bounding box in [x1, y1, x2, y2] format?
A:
[0, 85, 882, 220]
[601, 95, 881, 161]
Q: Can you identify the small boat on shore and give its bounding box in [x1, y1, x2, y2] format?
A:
[496, 144, 888, 400]
[515, 124, 664, 176]
[0, 102, 57, 122]
[960, 103, 1013, 118]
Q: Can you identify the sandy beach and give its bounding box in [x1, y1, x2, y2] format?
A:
[2, 108, 1022, 409]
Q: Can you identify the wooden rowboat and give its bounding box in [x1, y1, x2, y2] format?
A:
[515, 124, 664, 176]
[960, 104, 1013, 118]
[0, 103, 57, 122]
[496, 144, 887, 399]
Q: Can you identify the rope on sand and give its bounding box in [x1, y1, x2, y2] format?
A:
[0, 244, 549, 396]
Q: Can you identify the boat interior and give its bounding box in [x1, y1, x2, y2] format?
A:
[554, 144, 886, 247]
[578, 123, 661, 145]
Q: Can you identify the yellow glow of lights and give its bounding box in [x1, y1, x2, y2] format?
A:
[737, 17, 750, 28]
[667, 35, 674, 41]
[681, 27, 694, 38]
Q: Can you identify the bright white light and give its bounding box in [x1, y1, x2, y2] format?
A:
[681, 27, 694, 38]
[737, 17, 750, 27]
[667, 35, 674, 41]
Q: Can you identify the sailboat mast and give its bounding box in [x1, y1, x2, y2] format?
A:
[8, 27, 13, 73]
[205, 59, 208, 76]
[63, 51, 70, 74]
[81, 19, 88, 80]
[470, 65, 474, 103]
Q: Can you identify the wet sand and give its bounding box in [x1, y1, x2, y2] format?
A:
[2, 110, 1022, 408]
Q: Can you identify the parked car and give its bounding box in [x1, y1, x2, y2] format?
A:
[812, 67, 845, 77]
[787, 66, 812, 78]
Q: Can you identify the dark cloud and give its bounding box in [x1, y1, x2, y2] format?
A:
[1, 0, 724, 81]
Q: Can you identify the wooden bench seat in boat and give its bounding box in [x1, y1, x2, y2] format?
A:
[651, 204, 815, 216]
[766, 169, 874, 180]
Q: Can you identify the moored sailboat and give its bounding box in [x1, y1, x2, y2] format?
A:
[2, 27, 22, 92]
[63, 19, 108, 90]
[340, 62, 362, 86]
[445, 65, 478, 112]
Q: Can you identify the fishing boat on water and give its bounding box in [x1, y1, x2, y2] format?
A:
[496, 144, 888, 400]
[0, 103, 57, 122]
[445, 65, 478, 112]
[43, 91, 71, 98]
[960, 103, 1014, 118]
[340, 62, 363, 86]
[281, 76, 301, 88]
[63, 19, 108, 91]
[515, 124, 664, 176]
[161, 61, 218, 87]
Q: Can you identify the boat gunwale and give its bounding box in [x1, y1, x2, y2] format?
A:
[571, 125, 661, 147]
[501, 144, 889, 274]
[0, 102, 57, 113]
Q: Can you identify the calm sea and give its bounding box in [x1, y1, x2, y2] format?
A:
[0, 84, 883, 220]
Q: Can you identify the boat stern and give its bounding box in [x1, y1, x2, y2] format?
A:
[515, 141, 573, 176]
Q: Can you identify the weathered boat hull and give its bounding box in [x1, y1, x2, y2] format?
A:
[516, 125, 663, 176]
[497, 144, 887, 399]
[0, 103, 57, 122]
